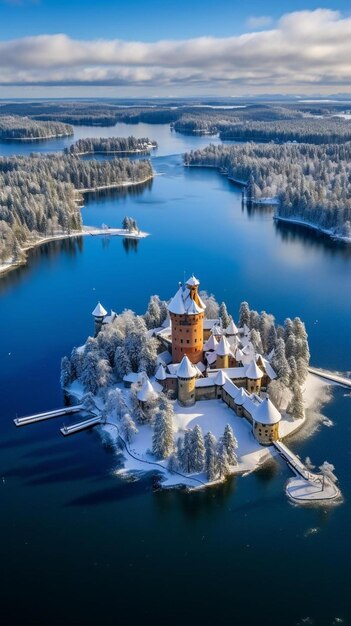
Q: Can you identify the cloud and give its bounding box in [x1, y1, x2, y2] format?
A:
[0, 10, 350, 93]
[246, 15, 273, 30]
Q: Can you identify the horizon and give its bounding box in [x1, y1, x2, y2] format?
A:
[0, 2, 351, 97]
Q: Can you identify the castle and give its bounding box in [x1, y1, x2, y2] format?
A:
[93, 275, 281, 445]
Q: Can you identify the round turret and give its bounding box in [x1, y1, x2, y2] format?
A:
[92, 301, 107, 336]
[177, 356, 197, 406]
[252, 398, 281, 444]
[168, 278, 205, 364]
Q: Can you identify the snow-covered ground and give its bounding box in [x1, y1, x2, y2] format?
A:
[286, 476, 341, 503]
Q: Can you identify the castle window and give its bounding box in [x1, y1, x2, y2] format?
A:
[187, 340, 190, 344]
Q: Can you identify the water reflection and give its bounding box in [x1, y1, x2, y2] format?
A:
[274, 220, 351, 258]
[123, 237, 139, 254]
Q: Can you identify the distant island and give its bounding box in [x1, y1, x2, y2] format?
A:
[67, 136, 158, 156]
[0, 115, 73, 141]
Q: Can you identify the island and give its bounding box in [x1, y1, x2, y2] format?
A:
[67, 136, 158, 156]
[0, 153, 153, 275]
[60, 275, 340, 503]
[0, 115, 73, 141]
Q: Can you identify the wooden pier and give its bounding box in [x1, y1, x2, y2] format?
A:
[308, 366, 351, 388]
[60, 416, 102, 436]
[14, 405, 84, 427]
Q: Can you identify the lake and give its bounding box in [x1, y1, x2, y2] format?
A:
[0, 122, 350, 626]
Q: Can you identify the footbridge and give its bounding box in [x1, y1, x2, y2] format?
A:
[308, 366, 351, 388]
[14, 405, 84, 427]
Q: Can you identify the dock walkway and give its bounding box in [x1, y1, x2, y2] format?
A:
[308, 366, 351, 388]
[14, 405, 84, 427]
[60, 416, 102, 436]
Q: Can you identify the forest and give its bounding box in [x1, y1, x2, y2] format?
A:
[184, 142, 351, 239]
[67, 136, 157, 155]
[0, 115, 73, 140]
[0, 154, 153, 263]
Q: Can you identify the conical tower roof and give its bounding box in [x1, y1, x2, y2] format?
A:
[177, 355, 197, 379]
[246, 360, 264, 380]
[204, 334, 218, 351]
[214, 370, 230, 386]
[155, 364, 167, 381]
[225, 319, 239, 335]
[186, 274, 200, 286]
[92, 302, 107, 317]
[216, 335, 231, 357]
[253, 398, 281, 424]
[137, 378, 158, 402]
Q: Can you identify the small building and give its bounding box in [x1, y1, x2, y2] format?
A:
[92, 301, 107, 336]
[137, 378, 158, 411]
[252, 398, 281, 444]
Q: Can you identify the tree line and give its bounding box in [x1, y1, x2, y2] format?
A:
[184, 142, 351, 238]
[0, 115, 73, 140]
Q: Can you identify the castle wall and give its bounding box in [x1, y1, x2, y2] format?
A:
[171, 312, 204, 364]
[195, 385, 217, 401]
[246, 378, 262, 394]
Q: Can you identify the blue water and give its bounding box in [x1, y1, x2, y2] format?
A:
[0, 124, 350, 626]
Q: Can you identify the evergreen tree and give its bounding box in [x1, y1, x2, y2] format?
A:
[239, 301, 250, 327]
[222, 424, 238, 465]
[219, 302, 231, 328]
[272, 338, 290, 386]
[205, 432, 219, 481]
[296, 356, 309, 385]
[266, 324, 277, 354]
[152, 406, 174, 459]
[259, 311, 275, 354]
[289, 384, 305, 420]
[190, 425, 205, 473]
[182, 430, 193, 473]
[121, 413, 138, 443]
[293, 317, 310, 364]
[114, 345, 132, 379]
[250, 329, 263, 354]
[288, 356, 298, 387]
[60, 356, 72, 388]
[217, 440, 231, 478]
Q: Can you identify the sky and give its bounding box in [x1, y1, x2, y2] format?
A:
[0, 0, 351, 98]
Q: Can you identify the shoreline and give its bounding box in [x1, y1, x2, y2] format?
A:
[72, 146, 157, 156]
[0, 132, 73, 142]
[0, 174, 154, 277]
[185, 163, 350, 244]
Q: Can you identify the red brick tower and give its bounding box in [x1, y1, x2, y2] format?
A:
[168, 275, 205, 364]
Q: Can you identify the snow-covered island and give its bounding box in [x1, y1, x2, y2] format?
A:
[61, 275, 341, 502]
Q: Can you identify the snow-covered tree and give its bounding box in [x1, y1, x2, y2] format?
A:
[82, 392, 97, 413]
[200, 291, 220, 319]
[190, 425, 205, 473]
[152, 399, 174, 459]
[144, 295, 162, 329]
[289, 384, 305, 420]
[105, 388, 126, 419]
[70, 346, 84, 380]
[114, 345, 132, 380]
[285, 333, 297, 360]
[239, 301, 250, 327]
[217, 440, 231, 479]
[284, 317, 294, 342]
[205, 432, 218, 481]
[219, 302, 231, 328]
[222, 424, 238, 465]
[121, 412, 138, 444]
[272, 338, 290, 386]
[268, 379, 290, 410]
[296, 356, 309, 385]
[288, 356, 298, 387]
[60, 356, 72, 388]
[250, 329, 263, 354]
[181, 430, 193, 473]
[266, 324, 277, 354]
[80, 351, 112, 395]
[259, 311, 275, 354]
[293, 317, 310, 364]
[249, 309, 260, 331]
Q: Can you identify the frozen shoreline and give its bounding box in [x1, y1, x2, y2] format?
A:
[0, 174, 154, 277]
[83, 372, 335, 491]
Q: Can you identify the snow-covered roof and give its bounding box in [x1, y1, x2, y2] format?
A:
[222, 380, 240, 399]
[195, 377, 215, 388]
[234, 387, 250, 406]
[206, 351, 218, 366]
[156, 350, 172, 367]
[216, 336, 231, 357]
[243, 323, 250, 336]
[186, 274, 200, 286]
[168, 284, 205, 316]
[196, 361, 206, 373]
[92, 301, 107, 317]
[260, 357, 277, 381]
[123, 372, 142, 384]
[203, 318, 220, 330]
[137, 378, 158, 402]
[155, 364, 167, 381]
[225, 320, 239, 335]
[204, 334, 218, 351]
[214, 370, 230, 386]
[246, 360, 264, 380]
[242, 342, 254, 355]
[208, 366, 247, 379]
[212, 324, 224, 337]
[177, 355, 197, 379]
[253, 398, 281, 424]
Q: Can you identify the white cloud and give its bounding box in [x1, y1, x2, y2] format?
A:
[0, 10, 350, 93]
[246, 15, 273, 30]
